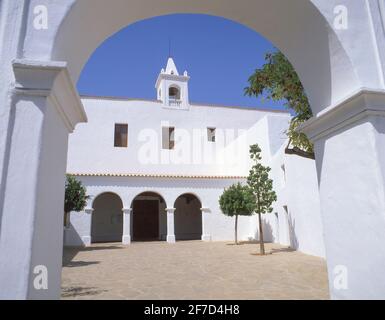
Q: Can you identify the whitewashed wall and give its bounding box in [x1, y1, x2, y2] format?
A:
[66, 103, 325, 259]
[66, 98, 290, 177]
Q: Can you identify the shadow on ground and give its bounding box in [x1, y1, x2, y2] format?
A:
[61, 286, 107, 298]
[63, 245, 123, 266]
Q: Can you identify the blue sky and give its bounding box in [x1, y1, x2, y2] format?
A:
[77, 14, 285, 111]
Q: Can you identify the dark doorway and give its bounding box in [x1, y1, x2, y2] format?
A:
[133, 200, 159, 241]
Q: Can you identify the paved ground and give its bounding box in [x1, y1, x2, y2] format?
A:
[61, 241, 329, 300]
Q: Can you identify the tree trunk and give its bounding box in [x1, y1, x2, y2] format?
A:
[258, 212, 265, 255]
[235, 214, 238, 245]
[64, 211, 69, 228]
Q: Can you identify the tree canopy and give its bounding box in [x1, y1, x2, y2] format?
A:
[247, 144, 277, 215]
[64, 175, 89, 214]
[219, 182, 256, 245]
[219, 183, 256, 218]
[245, 51, 314, 157]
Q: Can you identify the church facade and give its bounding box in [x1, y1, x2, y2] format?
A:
[64, 58, 325, 258]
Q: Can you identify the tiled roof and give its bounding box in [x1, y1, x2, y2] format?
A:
[67, 172, 247, 180]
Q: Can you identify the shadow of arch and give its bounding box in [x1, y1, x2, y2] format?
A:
[91, 192, 123, 244]
[174, 193, 202, 241]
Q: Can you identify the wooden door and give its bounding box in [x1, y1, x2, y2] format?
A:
[133, 200, 159, 241]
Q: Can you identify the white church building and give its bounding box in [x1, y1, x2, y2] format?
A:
[64, 57, 325, 258]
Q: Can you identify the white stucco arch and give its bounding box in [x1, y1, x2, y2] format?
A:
[130, 190, 168, 209]
[91, 192, 124, 243]
[173, 193, 203, 241]
[168, 85, 182, 100]
[91, 191, 124, 208]
[1, 0, 385, 300]
[40, 0, 361, 115]
[173, 192, 203, 209]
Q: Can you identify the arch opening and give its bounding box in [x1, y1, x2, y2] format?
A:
[174, 193, 202, 241]
[91, 192, 123, 243]
[50, 1, 359, 115]
[169, 86, 181, 101]
[131, 192, 167, 241]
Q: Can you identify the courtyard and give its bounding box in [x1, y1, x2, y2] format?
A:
[62, 241, 329, 300]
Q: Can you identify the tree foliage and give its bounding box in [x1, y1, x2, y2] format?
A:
[247, 144, 277, 254]
[245, 51, 314, 155]
[64, 175, 89, 214]
[219, 183, 256, 244]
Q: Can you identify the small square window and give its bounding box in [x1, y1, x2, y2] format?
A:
[162, 127, 175, 149]
[114, 124, 128, 147]
[207, 127, 216, 142]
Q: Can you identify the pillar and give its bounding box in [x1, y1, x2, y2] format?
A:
[82, 208, 93, 247]
[301, 89, 385, 299]
[166, 208, 176, 243]
[0, 60, 87, 299]
[122, 208, 132, 245]
[200, 207, 212, 241]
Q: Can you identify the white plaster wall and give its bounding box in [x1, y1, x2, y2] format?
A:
[283, 154, 325, 257]
[265, 117, 326, 259]
[67, 98, 289, 177]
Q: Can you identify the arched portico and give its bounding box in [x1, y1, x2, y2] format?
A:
[91, 192, 123, 243]
[1, 0, 385, 300]
[130, 192, 167, 242]
[174, 194, 203, 241]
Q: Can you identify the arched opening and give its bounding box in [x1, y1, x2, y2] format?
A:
[50, 1, 359, 114]
[91, 192, 123, 243]
[3, 0, 372, 300]
[131, 192, 167, 241]
[174, 194, 202, 241]
[169, 86, 181, 100]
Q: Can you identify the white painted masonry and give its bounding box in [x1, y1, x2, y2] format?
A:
[1, 0, 385, 300]
[64, 58, 325, 266]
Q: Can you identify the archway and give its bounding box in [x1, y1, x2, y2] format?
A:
[131, 192, 167, 241]
[174, 194, 202, 241]
[91, 193, 123, 243]
[49, 0, 359, 114]
[1, 0, 384, 300]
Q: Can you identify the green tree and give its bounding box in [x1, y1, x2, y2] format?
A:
[247, 144, 277, 255]
[64, 175, 89, 227]
[245, 51, 314, 158]
[219, 183, 256, 245]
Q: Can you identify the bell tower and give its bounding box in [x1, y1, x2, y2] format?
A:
[155, 57, 190, 109]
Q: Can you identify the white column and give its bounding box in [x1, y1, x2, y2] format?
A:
[166, 208, 176, 243]
[301, 89, 385, 300]
[122, 208, 132, 245]
[201, 207, 212, 241]
[0, 60, 87, 300]
[82, 208, 93, 247]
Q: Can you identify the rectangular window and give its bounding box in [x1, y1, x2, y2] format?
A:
[114, 124, 128, 147]
[207, 127, 216, 142]
[162, 126, 175, 149]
